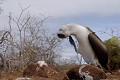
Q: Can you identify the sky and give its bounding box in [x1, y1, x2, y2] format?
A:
[0, 0, 120, 61]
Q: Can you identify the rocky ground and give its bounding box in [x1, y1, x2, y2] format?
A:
[0, 64, 120, 80]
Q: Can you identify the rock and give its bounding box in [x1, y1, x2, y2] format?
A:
[63, 64, 107, 80]
[37, 61, 48, 67]
[23, 61, 64, 80]
[16, 77, 54, 80]
[23, 61, 48, 77]
[16, 77, 31, 80]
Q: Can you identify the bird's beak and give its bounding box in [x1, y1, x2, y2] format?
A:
[57, 33, 66, 38]
[57, 30, 67, 38]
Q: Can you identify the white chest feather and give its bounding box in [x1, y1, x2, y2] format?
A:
[78, 38, 95, 63]
[73, 27, 98, 64]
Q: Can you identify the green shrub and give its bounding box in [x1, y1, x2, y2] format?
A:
[104, 36, 120, 63]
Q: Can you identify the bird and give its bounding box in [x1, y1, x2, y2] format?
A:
[57, 23, 109, 71]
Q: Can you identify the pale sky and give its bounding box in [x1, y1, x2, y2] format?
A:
[0, 0, 120, 59]
[2, 0, 120, 17]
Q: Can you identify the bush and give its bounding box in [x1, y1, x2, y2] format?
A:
[104, 36, 120, 70]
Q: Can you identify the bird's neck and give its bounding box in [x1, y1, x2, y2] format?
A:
[71, 26, 90, 45]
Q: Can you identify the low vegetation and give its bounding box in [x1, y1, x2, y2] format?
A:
[104, 36, 120, 70]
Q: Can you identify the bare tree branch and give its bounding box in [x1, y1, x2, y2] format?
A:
[99, 27, 120, 38]
[0, 31, 11, 44]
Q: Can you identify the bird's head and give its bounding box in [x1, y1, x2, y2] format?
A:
[57, 24, 75, 38]
[57, 24, 78, 52]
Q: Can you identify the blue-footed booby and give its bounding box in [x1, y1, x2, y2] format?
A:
[57, 23, 109, 71]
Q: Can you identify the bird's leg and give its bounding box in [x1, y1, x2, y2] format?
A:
[90, 60, 113, 74]
[89, 59, 104, 70]
[89, 59, 100, 67]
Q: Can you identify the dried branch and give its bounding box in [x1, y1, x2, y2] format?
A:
[99, 27, 120, 38]
[0, 31, 12, 44]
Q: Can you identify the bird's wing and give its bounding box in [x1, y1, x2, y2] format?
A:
[88, 33, 109, 70]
